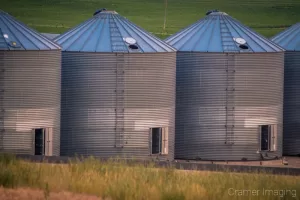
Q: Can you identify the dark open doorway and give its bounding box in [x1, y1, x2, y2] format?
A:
[34, 128, 45, 155]
[151, 127, 162, 154]
[260, 125, 270, 151]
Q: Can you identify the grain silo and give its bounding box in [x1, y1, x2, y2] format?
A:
[165, 10, 285, 161]
[271, 23, 300, 156]
[0, 10, 61, 156]
[55, 10, 176, 160]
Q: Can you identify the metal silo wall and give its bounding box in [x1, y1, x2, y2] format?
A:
[283, 51, 300, 155]
[176, 52, 283, 161]
[61, 52, 175, 161]
[0, 51, 61, 155]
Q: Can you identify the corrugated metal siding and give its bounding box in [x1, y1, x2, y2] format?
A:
[61, 52, 176, 160]
[0, 51, 61, 155]
[283, 51, 300, 155]
[175, 52, 284, 160]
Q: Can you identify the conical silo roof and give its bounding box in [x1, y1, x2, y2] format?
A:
[0, 10, 61, 50]
[54, 10, 175, 53]
[271, 23, 300, 51]
[165, 10, 284, 53]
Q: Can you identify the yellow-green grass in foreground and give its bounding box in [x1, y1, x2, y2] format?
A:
[0, 154, 299, 200]
[0, 187, 101, 200]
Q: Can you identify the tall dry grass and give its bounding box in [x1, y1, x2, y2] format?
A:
[0, 154, 299, 200]
[0, 187, 102, 200]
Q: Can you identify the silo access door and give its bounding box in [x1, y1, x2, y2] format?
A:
[34, 128, 45, 155]
[150, 127, 169, 155]
[33, 128, 53, 156]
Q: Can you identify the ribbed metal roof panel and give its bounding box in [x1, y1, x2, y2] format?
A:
[42, 33, 60, 40]
[165, 11, 284, 53]
[0, 10, 61, 51]
[271, 23, 300, 51]
[55, 11, 175, 53]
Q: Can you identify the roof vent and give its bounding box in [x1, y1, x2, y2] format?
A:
[93, 8, 107, 16]
[233, 37, 247, 45]
[124, 37, 137, 45]
[8, 41, 21, 48]
[233, 37, 249, 50]
[3, 34, 8, 39]
[239, 44, 249, 50]
[129, 44, 139, 50]
[206, 9, 220, 15]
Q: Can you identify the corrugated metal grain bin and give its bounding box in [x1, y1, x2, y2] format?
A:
[165, 10, 285, 161]
[55, 10, 176, 160]
[0, 10, 61, 156]
[271, 23, 300, 156]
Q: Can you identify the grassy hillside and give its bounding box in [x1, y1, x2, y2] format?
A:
[0, 155, 299, 200]
[2, 0, 300, 39]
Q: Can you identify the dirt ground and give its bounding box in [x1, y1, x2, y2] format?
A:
[0, 187, 103, 200]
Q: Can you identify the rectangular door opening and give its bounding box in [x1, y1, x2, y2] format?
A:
[259, 125, 277, 151]
[34, 128, 45, 155]
[260, 125, 269, 151]
[150, 127, 169, 155]
[151, 128, 161, 154]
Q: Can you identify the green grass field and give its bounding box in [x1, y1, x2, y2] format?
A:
[2, 0, 300, 39]
[0, 154, 300, 200]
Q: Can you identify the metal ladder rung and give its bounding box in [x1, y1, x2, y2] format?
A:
[112, 43, 125, 47]
[223, 46, 237, 49]
[111, 41, 124, 44]
[221, 22, 237, 50]
[115, 52, 125, 148]
[221, 31, 231, 35]
[113, 45, 126, 47]
[223, 40, 234, 43]
[223, 47, 238, 50]
[116, 72, 124, 75]
[225, 54, 235, 145]
[110, 18, 126, 53]
[223, 44, 235, 47]
[111, 38, 123, 41]
[115, 134, 124, 138]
